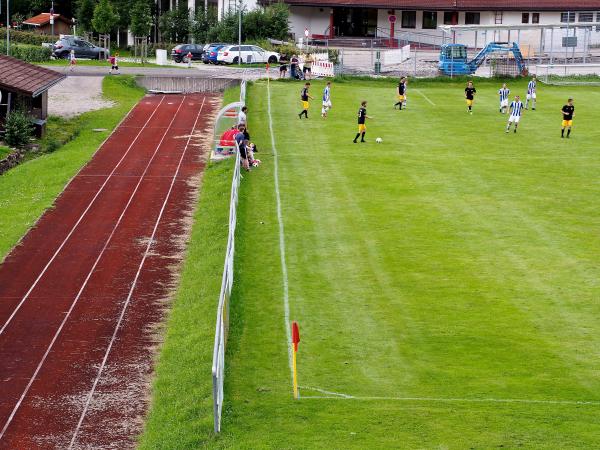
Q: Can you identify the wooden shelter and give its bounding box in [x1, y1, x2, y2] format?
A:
[0, 55, 65, 137]
[23, 13, 73, 35]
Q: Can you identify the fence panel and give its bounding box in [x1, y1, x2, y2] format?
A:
[211, 79, 246, 433]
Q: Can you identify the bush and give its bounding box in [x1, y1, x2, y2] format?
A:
[5, 111, 33, 149]
[0, 28, 58, 45]
[0, 42, 53, 62]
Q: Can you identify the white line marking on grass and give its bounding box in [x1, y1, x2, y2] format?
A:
[68, 96, 207, 449]
[266, 78, 294, 383]
[0, 96, 167, 338]
[299, 386, 354, 398]
[415, 89, 435, 106]
[0, 96, 187, 442]
[298, 387, 600, 406]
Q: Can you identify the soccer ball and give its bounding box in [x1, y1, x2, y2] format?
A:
[376, 137, 383, 143]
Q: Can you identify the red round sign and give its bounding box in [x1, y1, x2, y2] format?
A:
[388, 15, 397, 23]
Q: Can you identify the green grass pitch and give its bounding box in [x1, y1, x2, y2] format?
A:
[141, 77, 600, 449]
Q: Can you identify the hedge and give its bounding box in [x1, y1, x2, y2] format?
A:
[0, 41, 52, 62]
[0, 28, 58, 46]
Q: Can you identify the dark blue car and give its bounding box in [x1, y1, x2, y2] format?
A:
[202, 44, 227, 64]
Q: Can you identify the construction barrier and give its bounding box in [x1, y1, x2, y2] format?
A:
[312, 60, 335, 77]
[382, 44, 412, 66]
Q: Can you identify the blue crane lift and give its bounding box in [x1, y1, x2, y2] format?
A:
[438, 42, 528, 76]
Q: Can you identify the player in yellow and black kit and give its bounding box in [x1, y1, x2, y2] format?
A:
[465, 81, 476, 114]
[394, 77, 406, 110]
[353, 101, 372, 143]
[298, 82, 313, 119]
[561, 98, 575, 138]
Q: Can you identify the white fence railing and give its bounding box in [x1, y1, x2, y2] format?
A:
[211, 79, 246, 433]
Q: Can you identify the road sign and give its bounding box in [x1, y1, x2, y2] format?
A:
[388, 15, 396, 23]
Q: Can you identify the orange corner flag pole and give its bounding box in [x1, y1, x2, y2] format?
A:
[292, 321, 300, 399]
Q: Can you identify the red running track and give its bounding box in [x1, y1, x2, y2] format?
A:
[0, 93, 218, 449]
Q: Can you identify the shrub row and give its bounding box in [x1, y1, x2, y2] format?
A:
[0, 41, 53, 62]
[0, 28, 58, 46]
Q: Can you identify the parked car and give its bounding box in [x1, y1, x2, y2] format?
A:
[171, 44, 204, 63]
[202, 44, 228, 64]
[203, 42, 228, 53]
[52, 36, 108, 59]
[217, 45, 280, 65]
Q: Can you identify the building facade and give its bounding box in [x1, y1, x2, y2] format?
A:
[279, 1, 600, 49]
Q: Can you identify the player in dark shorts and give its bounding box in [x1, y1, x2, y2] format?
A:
[561, 98, 575, 138]
[298, 82, 313, 119]
[465, 80, 476, 114]
[353, 100, 372, 143]
[394, 77, 406, 110]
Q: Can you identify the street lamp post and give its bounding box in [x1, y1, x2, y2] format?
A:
[50, 1, 54, 36]
[6, 0, 10, 55]
[237, 0, 241, 66]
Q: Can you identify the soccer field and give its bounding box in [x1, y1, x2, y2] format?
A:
[142, 78, 600, 449]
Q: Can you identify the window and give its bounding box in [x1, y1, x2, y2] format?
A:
[422, 11, 437, 29]
[465, 12, 480, 25]
[560, 12, 575, 22]
[579, 11, 594, 22]
[494, 11, 503, 24]
[597, 12, 600, 31]
[401, 11, 416, 28]
[444, 11, 458, 25]
[521, 13, 529, 23]
[532, 13, 540, 24]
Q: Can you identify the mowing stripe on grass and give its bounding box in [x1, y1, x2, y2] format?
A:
[266, 78, 294, 387]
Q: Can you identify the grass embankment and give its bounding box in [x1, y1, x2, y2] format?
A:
[0, 146, 11, 159]
[0, 75, 144, 260]
[138, 87, 237, 449]
[141, 78, 600, 448]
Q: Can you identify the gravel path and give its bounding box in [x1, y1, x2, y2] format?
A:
[48, 76, 114, 118]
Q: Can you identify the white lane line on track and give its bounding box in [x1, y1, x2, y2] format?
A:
[415, 89, 435, 106]
[68, 96, 207, 449]
[298, 386, 600, 406]
[266, 78, 294, 382]
[0, 96, 166, 337]
[0, 96, 187, 442]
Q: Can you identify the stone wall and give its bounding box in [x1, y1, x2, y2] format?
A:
[0, 150, 25, 175]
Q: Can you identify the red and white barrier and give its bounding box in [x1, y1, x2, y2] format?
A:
[312, 60, 335, 78]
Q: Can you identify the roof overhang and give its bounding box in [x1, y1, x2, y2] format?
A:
[440, 22, 600, 32]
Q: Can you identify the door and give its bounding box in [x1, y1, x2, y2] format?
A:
[333, 8, 377, 37]
[73, 40, 89, 58]
[251, 46, 266, 62]
[241, 45, 254, 63]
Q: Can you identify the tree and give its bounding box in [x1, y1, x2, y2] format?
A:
[92, 0, 119, 34]
[76, 0, 97, 32]
[158, 10, 175, 42]
[191, 4, 217, 43]
[159, 1, 190, 43]
[172, 1, 191, 42]
[129, 0, 152, 37]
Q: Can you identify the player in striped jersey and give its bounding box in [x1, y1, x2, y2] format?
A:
[505, 95, 524, 133]
[321, 81, 332, 118]
[498, 83, 510, 114]
[525, 77, 537, 110]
